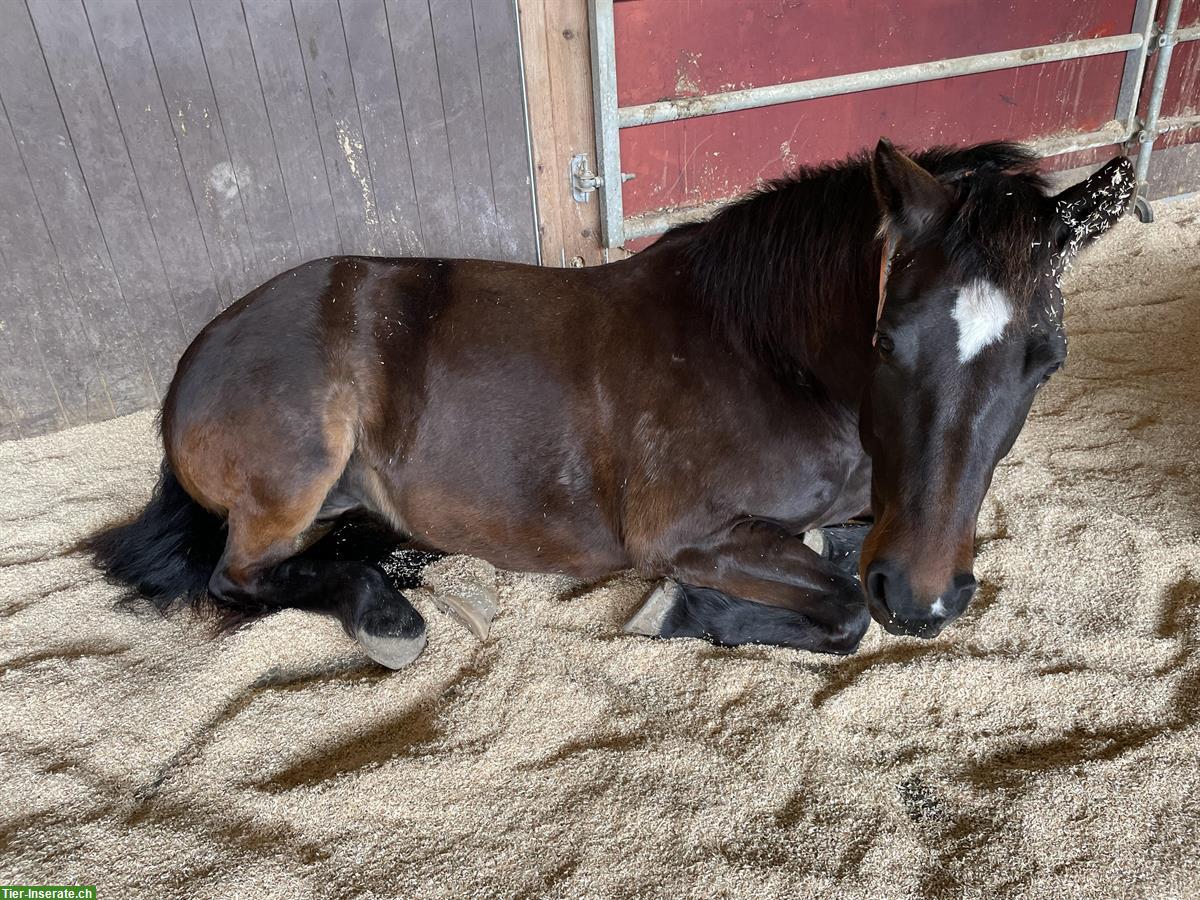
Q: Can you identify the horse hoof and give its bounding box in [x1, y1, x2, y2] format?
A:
[623, 579, 684, 637]
[432, 580, 498, 641]
[806, 522, 870, 581]
[352, 594, 427, 669]
[802, 529, 827, 555]
[355, 627, 427, 670]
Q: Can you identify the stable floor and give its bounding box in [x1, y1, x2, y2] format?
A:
[1, 196, 1198, 898]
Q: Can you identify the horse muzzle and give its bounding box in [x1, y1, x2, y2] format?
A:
[864, 560, 977, 638]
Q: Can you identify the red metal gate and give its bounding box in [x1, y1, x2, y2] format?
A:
[585, 0, 1200, 247]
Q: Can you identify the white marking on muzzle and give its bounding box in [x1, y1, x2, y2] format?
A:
[930, 597, 949, 618]
[952, 279, 1013, 363]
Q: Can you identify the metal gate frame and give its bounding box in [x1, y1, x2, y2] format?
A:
[582, 0, 1200, 247]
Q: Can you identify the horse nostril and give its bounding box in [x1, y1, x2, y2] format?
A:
[866, 565, 890, 609]
[951, 574, 978, 614]
[866, 560, 909, 621]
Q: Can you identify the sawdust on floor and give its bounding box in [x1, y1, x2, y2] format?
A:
[1, 195, 1198, 898]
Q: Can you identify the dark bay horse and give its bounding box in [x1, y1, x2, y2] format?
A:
[86, 140, 1134, 667]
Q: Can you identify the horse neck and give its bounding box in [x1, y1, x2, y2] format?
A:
[681, 171, 884, 407]
[797, 235, 882, 407]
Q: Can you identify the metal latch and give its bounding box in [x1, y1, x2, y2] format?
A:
[569, 153, 634, 203]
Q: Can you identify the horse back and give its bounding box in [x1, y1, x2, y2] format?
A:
[162, 250, 863, 578]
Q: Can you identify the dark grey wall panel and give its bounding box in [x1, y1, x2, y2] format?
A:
[430, 0, 502, 259]
[341, 0, 425, 256]
[0, 0, 536, 438]
[191, 0, 303, 278]
[0, 0, 156, 416]
[0, 191, 70, 438]
[293, 0, 383, 255]
[0, 98, 102, 434]
[242, 0, 342, 260]
[387, 0, 463, 256]
[85, 0, 224, 341]
[28, 0, 187, 390]
[473, 0, 538, 263]
[0, 361, 21, 440]
[0, 250, 62, 439]
[139, 0, 256, 305]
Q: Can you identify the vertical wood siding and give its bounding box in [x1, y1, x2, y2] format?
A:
[0, 0, 537, 439]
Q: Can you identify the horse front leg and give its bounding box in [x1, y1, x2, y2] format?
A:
[624, 521, 871, 655]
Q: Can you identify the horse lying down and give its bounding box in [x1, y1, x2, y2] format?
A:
[85, 139, 1134, 667]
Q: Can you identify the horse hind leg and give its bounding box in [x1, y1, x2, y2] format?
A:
[212, 513, 432, 672]
[172, 380, 428, 668]
[305, 512, 446, 590]
[203, 449, 428, 670]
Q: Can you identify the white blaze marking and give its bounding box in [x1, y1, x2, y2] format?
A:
[952, 279, 1013, 363]
[930, 597, 948, 618]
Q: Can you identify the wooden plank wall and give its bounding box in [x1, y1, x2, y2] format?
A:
[0, 0, 537, 440]
[517, 0, 627, 268]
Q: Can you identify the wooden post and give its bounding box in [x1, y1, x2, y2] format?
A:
[517, 0, 626, 266]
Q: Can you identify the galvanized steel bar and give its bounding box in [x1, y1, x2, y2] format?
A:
[622, 200, 731, 243]
[1031, 119, 1135, 157]
[621, 120, 1141, 242]
[1159, 112, 1200, 133]
[587, 0, 1189, 246]
[1134, 0, 1186, 198]
[617, 33, 1145, 129]
[1116, 0, 1160, 135]
[588, 0, 624, 247]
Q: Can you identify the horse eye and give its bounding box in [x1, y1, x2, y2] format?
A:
[875, 333, 895, 356]
[1039, 362, 1062, 385]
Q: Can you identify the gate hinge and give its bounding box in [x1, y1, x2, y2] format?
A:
[569, 153, 634, 202]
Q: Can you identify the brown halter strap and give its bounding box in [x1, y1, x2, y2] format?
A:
[872, 231, 897, 347]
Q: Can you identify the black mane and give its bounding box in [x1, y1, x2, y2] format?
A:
[673, 142, 1052, 377]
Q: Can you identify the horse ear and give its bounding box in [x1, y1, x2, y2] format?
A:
[1052, 156, 1135, 254]
[870, 138, 951, 238]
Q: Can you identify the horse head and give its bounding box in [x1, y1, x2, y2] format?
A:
[859, 139, 1133, 637]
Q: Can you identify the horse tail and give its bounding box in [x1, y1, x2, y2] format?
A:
[81, 459, 225, 611]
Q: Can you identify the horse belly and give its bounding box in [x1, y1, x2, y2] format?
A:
[382, 374, 628, 577]
[396, 467, 627, 576]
